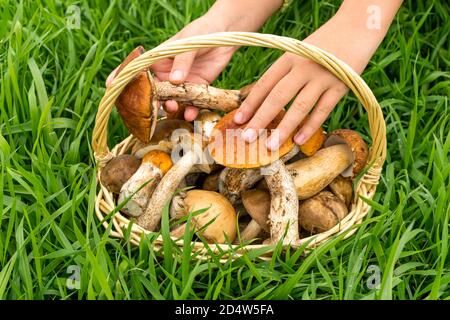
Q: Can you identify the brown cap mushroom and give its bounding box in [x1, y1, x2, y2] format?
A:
[324, 129, 369, 177]
[298, 191, 348, 234]
[118, 150, 172, 217]
[100, 154, 141, 194]
[238, 189, 271, 242]
[132, 118, 194, 158]
[169, 190, 237, 243]
[328, 175, 353, 208]
[115, 47, 252, 143]
[202, 170, 222, 191]
[208, 110, 299, 245]
[287, 129, 368, 200]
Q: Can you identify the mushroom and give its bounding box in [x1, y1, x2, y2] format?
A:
[202, 170, 222, 191]
[100, 154, 141, 194]
[136, 114, 220, 230]
[132, 118, 194, 158]
[328, 175, 353, 208]
[238, 189, 271, 243]
[169, 190, 237, 243]
[217, 119, 325, 204]
[287, 129, 368, 200]
[324, 129, 369, 177]
[118, 150, 172, 217]
[298, 191, 348, 234]
[208, 110, 299, 244]
[115, 46, 253, 143]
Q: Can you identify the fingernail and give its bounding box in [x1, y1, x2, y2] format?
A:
[171, 70, 184, 82]
[234, 111, 244, 123]
[295, 133, 306, 145]
[266, 136, 279, 151]
[242, 128, 257, 143]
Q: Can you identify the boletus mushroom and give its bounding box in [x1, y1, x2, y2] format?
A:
[132, 118, 194, 158]
[287, 129, 368, 200]
[238, 189, 271, 243]
[100, 154, 141, 194]
[328, 175, 353, 208]
[169, 190, 237, 243]
[136, 120, 217, 231]
[208, 110, 299, 245]
[118, 150, 173, 217]
[216, 116, 325, 205]
[115, 46, 253, 143]
[298, 191, 348, 234]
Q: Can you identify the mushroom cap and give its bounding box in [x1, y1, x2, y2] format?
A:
[142, 150, 173, 174]
[298, 191, 348, 234]
[100, 154, 141, 194]
[194, 110, 222, 139]
[241, 189, 270, 232]
[150, 118, 194, 144]
[328, 175, 353, 208]
[115, 46, 158, 143]
[298, 117, 326, 156]
[324, 129, 369, 177]
[208, 110, 295, 168]
[183, 190, 237, 243]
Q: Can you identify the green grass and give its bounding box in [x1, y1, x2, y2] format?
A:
[0, 0, 449, 300]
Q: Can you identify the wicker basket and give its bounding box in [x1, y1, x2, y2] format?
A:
[91, 32, 386, 260]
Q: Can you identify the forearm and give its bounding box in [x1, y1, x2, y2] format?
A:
[205, 0, 283, 32]
[304, 0, 403, 73]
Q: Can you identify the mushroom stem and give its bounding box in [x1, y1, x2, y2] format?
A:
[155, 82, 243, 112]
[219, 145, 300, 204]
[287, 144, 354, 200]
[136, 150, 198, 231]
[239, 220, 262, 242]
[118, 150, 172, 217]
[263, 160, 299, 245]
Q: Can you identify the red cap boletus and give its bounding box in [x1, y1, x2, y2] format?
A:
[115, 46, 158, 143]
[208, 110, 299, 245]
[208, 109, 295, 169]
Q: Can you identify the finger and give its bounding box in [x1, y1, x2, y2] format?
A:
[294, 86, 346, 144]
[106, 67, 119, 87]
[267, 81, 327, 150]
[234, 61, 290, 125]
[169, 51, 197, 84]
[242, 72, 305, 143]
[184, 106, 199, 122]
[164, 100, 179, 113]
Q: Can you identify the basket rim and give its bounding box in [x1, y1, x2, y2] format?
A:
[91, 31, 386, 257]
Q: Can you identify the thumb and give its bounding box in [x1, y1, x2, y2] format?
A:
[169, 51, 197, 84]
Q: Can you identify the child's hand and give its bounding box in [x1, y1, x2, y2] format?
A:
[235, 0, 403, 150]
[234, 51, 350, 150]
[146, 17, 237, 121]
[106, 16, 236, 121]
[106, 0, 283, 121]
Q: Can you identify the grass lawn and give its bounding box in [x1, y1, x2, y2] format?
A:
[0, 0, 449, 300]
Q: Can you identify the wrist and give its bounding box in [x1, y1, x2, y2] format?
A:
[204, 0, 282, 32]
